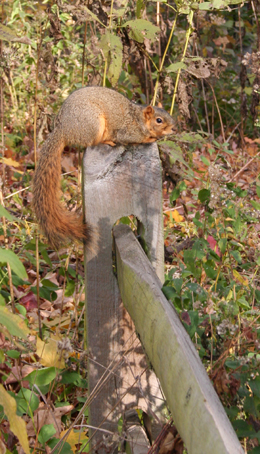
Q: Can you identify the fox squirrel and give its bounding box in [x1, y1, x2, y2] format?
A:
[32, 86, 174, 249]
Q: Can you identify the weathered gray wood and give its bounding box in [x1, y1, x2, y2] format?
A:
[83, 144, 165, 452]
[114, 224, 245, 454]
[124, 410, 151, 454]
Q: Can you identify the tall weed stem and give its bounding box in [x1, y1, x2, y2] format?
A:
[152, 14, 178, 106]
[170, 11, 194, 115]
[103, 0, 114, 85]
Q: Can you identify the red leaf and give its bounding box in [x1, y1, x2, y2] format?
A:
[207, 235, 221, 257]
[20, 291, 38, 310]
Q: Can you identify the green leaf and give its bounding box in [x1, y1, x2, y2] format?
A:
[166, 62, 187, 73]
[256, 185, 260, 198]
[248, 377, 260, 398]
[198, 3, 212, 10]
[201, 156, 210, 166]
[160, 141, 190, 168]
[237, 297, 250, 309]
[31, 285, 57, 302]
[218, 238, 227, 254]
[41, 279, 59, 290]
[15, 304, 27, 316]
[193, 217, 203, 228]
[136, 0, 145, 18]
[244, 395, 258, 417]
[251, 200, 260, 211]
[6, 350, 20, 359]
[0, 294, 5, 306]
[162, 286, 178, 301]
[225, 406, 239, 419]
[198, 189, 210, 203]
[0, 248, 27, 280]
[0, 350, 4, 363]
[82, 5, 105, 27]
[123, 19, 159, 43]
[41, 248, 52, 267]
[212, 0, 225, 8]
[170, 181, 187, 203]
[209, 249, 221, 261]
[60, 371, 88, 388]
[38, 424, 56, 444]
[100, 32, 123, 85]
[26, 367, 58, 386]
[179, 5, 191, 14]
[232, 419, 255, 438]
[16, 389, 39, 415]
[203, 262, 217, 279]
[65, 280, 75, 297]
[225, 359, 241, 369]
[47, 438, 73, 454]
[0, 205, 14, 221]
[0, 385, 30, 454]
[0, 306, 30, 339]
[172, 278, 183, 294]
[67, 266, 76, 278]
[231, 250, 242, 263]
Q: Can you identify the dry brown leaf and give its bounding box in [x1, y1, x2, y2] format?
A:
[5, 365, 36, 385]
[26, 403, 74, 437]
[61, 155, 76, 173]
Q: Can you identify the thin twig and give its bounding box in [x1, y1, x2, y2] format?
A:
[206, 80, 225, 141]
[193, 41, 210, 134]
[82, 21, 88, 86]
[102, 0, 114, 85]
[152, 14, 178, 106]
[229, 150, 260, 182]
[226, 121, 241, 143]
[34, 27, 45, 340]
[170, 11, 194, 115]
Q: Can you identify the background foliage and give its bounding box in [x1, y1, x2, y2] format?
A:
[0, 0, 260, 453]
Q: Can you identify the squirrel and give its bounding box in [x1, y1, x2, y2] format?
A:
[32, 86, 174, 249]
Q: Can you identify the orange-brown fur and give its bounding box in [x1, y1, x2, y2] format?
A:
[32, 87, 174, 249]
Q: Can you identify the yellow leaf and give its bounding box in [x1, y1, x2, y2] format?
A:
[36, 336, 66, 369]
[0, 384, 30, 454]
[60, 429, 88, 453]
[233, 270, 249, 286]
[0, 306, 30, 339]
[171, 210, 184, 223]
[2, 157, 20, 168]
[165, 210, 184, 225]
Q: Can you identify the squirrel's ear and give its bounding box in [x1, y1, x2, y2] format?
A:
[143, 105, 155, 120]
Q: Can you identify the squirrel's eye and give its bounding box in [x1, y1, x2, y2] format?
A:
[156, 117, 163, 124]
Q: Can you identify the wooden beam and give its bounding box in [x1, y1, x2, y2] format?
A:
[83, 144, 165, 452]
[114, 224, 244, 454]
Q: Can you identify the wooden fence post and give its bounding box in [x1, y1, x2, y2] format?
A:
[83, 143, 165, 453]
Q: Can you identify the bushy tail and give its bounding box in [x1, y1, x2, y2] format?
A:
[32, 129, 92, 249]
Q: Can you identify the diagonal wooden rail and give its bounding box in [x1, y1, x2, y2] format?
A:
[113, 224, 244, 454]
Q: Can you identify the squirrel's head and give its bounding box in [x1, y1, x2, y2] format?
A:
[143, 105, 175, 141]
